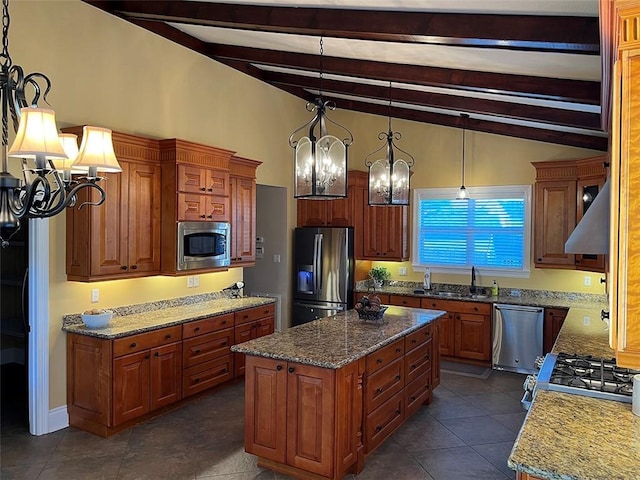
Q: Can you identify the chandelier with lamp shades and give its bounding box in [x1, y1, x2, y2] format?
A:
[0, 0, 121, 248]
[288, 36, 353, 199]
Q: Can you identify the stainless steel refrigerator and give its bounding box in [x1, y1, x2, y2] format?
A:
[291, 227, 354, 327]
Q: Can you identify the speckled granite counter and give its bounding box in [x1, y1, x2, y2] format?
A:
[62, 294, 276, 339]
[231, 306, 445, 369]
[508, 305, 640, 480]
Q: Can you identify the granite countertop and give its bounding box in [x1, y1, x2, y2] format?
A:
[231, 306, 445, 369]
[62, 295, 276, 339]
[356, 282, 607, 310]
[508, 305, 640, 480]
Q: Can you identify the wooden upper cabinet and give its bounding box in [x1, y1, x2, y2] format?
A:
[532, 157, 607, 271]
[362, 204, 409, 261]
[64, 129, 162, 281]
[297, 199, 328, 227]
[177, 164, 229, 196]
[230, 156, 261, 266]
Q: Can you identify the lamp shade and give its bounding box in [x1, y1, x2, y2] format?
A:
[72, 126, 122, 173]
[8, 107, 67, 159]
[56, 133, 88, 173]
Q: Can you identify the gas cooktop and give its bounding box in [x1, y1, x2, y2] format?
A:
[535, 352, 640, 403]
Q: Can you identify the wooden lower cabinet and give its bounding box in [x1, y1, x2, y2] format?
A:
[421, 298, 492, 364]
[234, 304, 276, 377]
[543, 307, 569, 354]
[516, 473, 543, 480]
[244, 320, 440, 479]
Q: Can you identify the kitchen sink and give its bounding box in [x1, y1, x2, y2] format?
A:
[437, 291, 490, 300]
[438, 291, 460, 298]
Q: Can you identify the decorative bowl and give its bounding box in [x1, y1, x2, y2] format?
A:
[355, 305, 388, 322]
[81, 310, 113, 329]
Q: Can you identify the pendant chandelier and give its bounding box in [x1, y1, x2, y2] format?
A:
[0, 0, 121, 247]
[457, 113, 470, 200]
[365, 82, 415, 206]
[289, 36, 353, 199]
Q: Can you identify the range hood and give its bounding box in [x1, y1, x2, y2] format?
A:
[565, 179, 610, 255]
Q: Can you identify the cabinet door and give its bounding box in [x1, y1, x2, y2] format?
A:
[543, 308, 568, 354]
[231, 176, 256, 264]
[90, 162, 129, 276]
[113, 350, 150, 425]
[327, 197, 351, 226]
[286, 363, 335, 478]
[244, 356, 287, 463]
[432, 320, 441, 388]
[234, 322, 255, 377]
[297, 199, 328, 226]
[533, 180, 576, 267]
[127, 161, 161, 274]
[455, 313, 492, 361]
[363, 205, 386, 258]
[149, 342, 182, 411]
[177, 164, 208, 194]
[363, 205, 407, 260]
[177, 193, 208, 221]
[439, 313, 455, 357]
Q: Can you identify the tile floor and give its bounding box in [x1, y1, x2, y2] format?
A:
[0, 370, 527, 480]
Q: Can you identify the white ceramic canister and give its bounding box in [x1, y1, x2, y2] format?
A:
[633, 374, 640, 416]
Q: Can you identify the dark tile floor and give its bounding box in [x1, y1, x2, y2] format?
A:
[0, 370, 527, 480]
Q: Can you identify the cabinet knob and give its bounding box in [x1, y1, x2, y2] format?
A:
[221, 320, 227, 325]
[222, 368, 227, 373]
[376, 426, 382, 432]
[473, 307, 478, 311]
[200, 215, 206, 219]
[412, 339, 417, 344]
[396, 348, 401, 353]
[207, 215, 213, 219]
[194, 377, 200, 383]
[144, 354, 150, 359]
[288, 367, 295, 373]
[207, 188, 213, 192]
[395, 409, 401, 415]
[130, 342, 137, 348]
[154, 352, 159, 357]
[165, 334, 172, 339]
[376, 358, 383, 364]
[131, 265, 138, 270]
[276, 365, 283, 371]
[194, 327, 200, 332]
[222, 341, 227, 346]
[537, 258, 542, 262]
[376, 387, 383, 394]
[410, 395, 416, 401]
[195, 349, 201, 355]
[121, 265, 128, 271]
[410, 365, 417, 370]
[200, 187, 206, 192]
[395, 375, 401, 381]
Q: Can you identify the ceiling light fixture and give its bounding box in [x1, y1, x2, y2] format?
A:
[289, 36, 353, 199]
[457, 113, 470, 200]
[365, 82, 414, 206]
[0, 0, 121, 247]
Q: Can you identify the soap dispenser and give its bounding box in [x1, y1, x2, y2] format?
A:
[424, 268, 431, 290]
[492, 280, 499, 296]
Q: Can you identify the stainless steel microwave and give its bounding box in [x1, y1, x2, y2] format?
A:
[177, 221, 231, 271]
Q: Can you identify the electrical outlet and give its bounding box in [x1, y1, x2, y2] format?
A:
[583, 315, 590, 326]
[584, 276, 592, 286]
[273, 254, 281, 263]
[91, 288, 99, 303]
[193, 276, 199, 287]
[187, 276, 194, 288]
[399, 267, 407, 276]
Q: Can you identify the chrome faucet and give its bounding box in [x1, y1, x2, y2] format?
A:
[470, 266, 477, 293]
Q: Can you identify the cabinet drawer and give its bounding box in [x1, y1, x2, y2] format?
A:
[183, 328, 233, 368]
[182, 355, 233, 398]
[366, 357, 404, 413]
[405, 370, 431, 418]
[420, 298, 491, 316]
[183, 313, 233, 339]
[366, 338, 405, 374]
[420, 298, 451, 311]
[388, 295, 421, 308]
[405, 324, 433, 351]
[234, 304, 275, 326]
[365, 389, 404, 454]
[113, 326, 182, 357]
[405, 342, 431, 385]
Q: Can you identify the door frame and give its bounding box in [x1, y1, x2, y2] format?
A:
[29, 218, 50, 435]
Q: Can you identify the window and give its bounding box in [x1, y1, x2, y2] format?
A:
[412, 185, 531, 277]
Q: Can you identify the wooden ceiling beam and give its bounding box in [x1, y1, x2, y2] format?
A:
[265, 71, 601, 130]
[328, 97, 607, 151]
[84, 1, 599, 54]
[206, 44, 600, 105]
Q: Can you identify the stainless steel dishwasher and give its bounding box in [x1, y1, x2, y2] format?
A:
[492, 304, 544, 374]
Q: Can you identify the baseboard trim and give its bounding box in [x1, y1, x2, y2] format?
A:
[48, 405, 69, 433]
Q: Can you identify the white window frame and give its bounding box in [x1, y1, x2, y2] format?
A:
[411, 185, 532, 278]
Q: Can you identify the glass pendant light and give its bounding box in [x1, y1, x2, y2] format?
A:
[457, 113, 470, 200]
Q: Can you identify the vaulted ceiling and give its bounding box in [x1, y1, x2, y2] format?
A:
[83, 0, 606, 151]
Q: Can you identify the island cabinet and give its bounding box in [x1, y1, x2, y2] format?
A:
[421, 298, 492, 365]
[244, 356, 360, 480]
[233, 304, 276, 377]
[229, 156, 261, 266]
[64, 129, 162, 281]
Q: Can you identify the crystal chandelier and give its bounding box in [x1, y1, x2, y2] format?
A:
[365, 82, 415, 206]
[0, 0, 121, 247]
[289, 37, 353, 199]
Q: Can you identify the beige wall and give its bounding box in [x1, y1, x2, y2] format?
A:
[11, 1, 605, 411]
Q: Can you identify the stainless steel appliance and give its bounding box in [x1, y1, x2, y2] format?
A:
[292, 227, 354, 327]
[521, 352, 640, 410]
[177, 221, 230, 271]
[492, 304, 544, 374]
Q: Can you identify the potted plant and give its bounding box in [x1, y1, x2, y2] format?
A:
[369, 266, 390, 288]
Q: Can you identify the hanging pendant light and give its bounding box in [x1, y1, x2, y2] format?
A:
[365, 82, 415, 206]
[457, 113, 470, 200]
[289, 36, 353, 199]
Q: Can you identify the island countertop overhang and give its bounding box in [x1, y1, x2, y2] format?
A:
[231, 306, 446, 369]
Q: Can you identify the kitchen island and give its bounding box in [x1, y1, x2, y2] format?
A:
[508, 307, 640, 480]
[232, 306, 445, 480]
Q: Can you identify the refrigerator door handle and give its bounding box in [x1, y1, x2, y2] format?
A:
[313, 233, 323, 294]
[293, 302, 345, 311]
